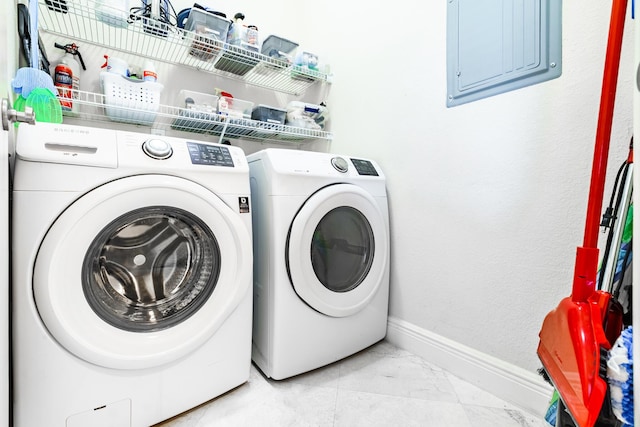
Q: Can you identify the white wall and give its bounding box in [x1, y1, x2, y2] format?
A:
[315, 0, 635, 374]
[170, 1, 636, 375]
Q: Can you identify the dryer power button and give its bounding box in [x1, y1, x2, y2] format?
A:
[142, 138, 173, 160]
[331, 157, 349, 173]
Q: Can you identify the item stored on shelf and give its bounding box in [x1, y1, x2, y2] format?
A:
[140, 0, 172, 37]
[171, 89, 219, 133]
[261, 35, 299, 64]
[214, 12, 260, 75]
[101, 55, 129, 77]
[294, 51, 319, 71]
[226, 13, 259, 52]
[185, 8, 231, 60]
[95, 0, 129, 28]
[143, 60, 157, 82]
[211, 95, 254, 138]
[100, 71, 163, 125]
[249, 105, 285, 139]
[179, 90, 219, 113]
[53, 42, 86, 114]
[252, 105, 286, 124]
[285, 101, 327, 130]
[217, 95, 253, 119]
[213, 49, 260, 76]
[227, 13, 245, 46]
[246, 26, 259, 49]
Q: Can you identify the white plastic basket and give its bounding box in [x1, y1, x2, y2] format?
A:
[100, 72, 164, 125]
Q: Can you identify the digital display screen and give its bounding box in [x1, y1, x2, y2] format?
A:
[187, 142, 234, 167]
[351, 158, 378, 176]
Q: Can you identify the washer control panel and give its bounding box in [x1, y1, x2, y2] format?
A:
[351, 158, 379, 176]
[186, 142, 234, 167]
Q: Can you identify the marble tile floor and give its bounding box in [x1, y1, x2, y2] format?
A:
[155, 341, 550, 427]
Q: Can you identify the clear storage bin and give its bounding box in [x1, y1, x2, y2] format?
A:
[214, 46, 261, 76]
[184, 9, 231, 61]
[210, 96, 254, 137]
[249, 105, 285, 139]
[95, 0, 129, 28]
[171, 90, 219, 133]
[261, 35, 299, 64]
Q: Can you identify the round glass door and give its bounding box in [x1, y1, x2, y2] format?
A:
[311, 207, 374, 293]
[287, 184, 388, 318]
[83, 207, 220, 332]
[34, 175, 252, 370]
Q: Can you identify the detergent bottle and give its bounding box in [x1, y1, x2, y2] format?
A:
[143, 60, 157, 82]
[53, 42, 86, 114]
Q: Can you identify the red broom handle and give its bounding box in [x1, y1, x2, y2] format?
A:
[583, 0, 628, 248]
[572, 0, 628, 302]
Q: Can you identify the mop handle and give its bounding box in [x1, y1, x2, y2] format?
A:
[572, 0, 628, 302]
[583, 0, 628, 249]
[29, 0, 38, 68]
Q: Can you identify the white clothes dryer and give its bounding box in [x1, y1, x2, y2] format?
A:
[12, 123, 253, 427]
[248, 148, 390, 380]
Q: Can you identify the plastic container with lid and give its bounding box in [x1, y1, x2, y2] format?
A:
[251, 105, 286, 124]
[171, 89, 220, 133]
[260, 35, 299, 64]
[184, 8, 231, 60]
[95, 0, 130, 28]
[250, 106, 287, 139]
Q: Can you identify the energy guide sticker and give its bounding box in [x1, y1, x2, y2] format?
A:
[239, 197, 250, 213]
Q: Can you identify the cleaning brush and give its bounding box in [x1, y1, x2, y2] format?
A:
[607, 325, 634, 426]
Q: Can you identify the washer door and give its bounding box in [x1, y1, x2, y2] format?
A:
[287, 184, 388, 317]
[34, 175, 252, 370]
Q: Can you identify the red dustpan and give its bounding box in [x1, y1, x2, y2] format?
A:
[536, 0, 628, 426]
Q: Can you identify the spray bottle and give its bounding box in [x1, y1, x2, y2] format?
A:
[53, 43, 86, 114]
[227, 13, 245, 46]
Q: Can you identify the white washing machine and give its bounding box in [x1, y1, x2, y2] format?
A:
[248, 148, 390, 380]
[12, 123, 253, 427]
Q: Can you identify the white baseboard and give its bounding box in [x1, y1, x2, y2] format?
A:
[385, 316, 553, 418]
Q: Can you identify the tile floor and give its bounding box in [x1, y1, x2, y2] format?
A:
[155, 341, 550, 427]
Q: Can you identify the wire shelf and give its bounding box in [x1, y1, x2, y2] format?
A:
[37, 0, 332, 95]
[54, 89, 332, 143]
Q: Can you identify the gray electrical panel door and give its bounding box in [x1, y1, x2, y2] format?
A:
[447, 0, 562, 107]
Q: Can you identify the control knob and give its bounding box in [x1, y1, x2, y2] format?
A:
[331, 157, 349, 173]
[142, 138, 173, 160]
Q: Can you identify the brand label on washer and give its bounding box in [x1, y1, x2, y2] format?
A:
[239, 197, 250, 213]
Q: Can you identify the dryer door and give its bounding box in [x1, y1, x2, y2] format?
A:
[33, 175, 252, 370]
[287, 183, 388, 317]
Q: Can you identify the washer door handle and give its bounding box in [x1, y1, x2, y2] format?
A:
[2, 98, 35, 130]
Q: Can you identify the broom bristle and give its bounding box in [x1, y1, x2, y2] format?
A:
[538, 367, 553, 385]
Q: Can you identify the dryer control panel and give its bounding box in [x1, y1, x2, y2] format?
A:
[351, 158, 379, 176]
[186, 142, 234, 167]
